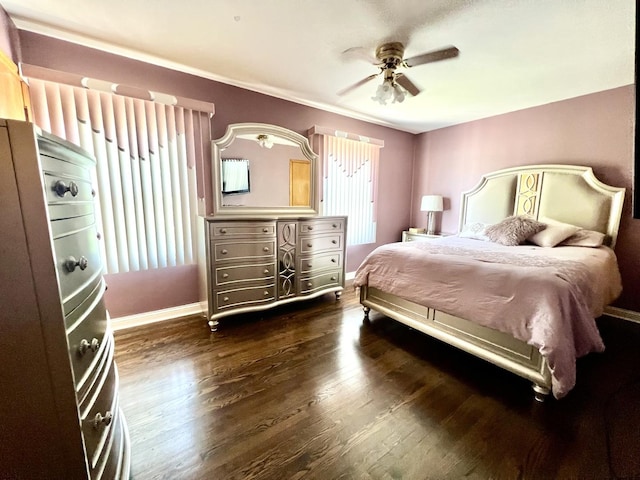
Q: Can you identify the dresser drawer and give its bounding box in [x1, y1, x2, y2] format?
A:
[94, 408, 127, 480]
[298, 270, 342, 295]
[81, 353, 119, 470]
[210, 221, 276, 238]
[215, 284, 276, 310]
[299, 218, 345, 234]
[52, 218, 103, 314]
[298, 252, 342, 274]
[213, 240, 276, 262]
[299, 234, 343, 254]
[215, 262, 276, 287]
[66, 282, 108, 392]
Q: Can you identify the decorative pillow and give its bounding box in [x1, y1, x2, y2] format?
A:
[458, 222, 491, 241]
[528, 218, 581, 247]
[485, 215, 546, 246]
[560, 229, 606, 247]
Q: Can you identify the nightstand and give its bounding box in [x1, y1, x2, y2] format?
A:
[401, 231, 447, 242]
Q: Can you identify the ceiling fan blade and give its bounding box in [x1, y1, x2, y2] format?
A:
[404, 46, 459, 67]
[337, 73, 380, 96]
[395, 74, 421, 96]
[342, 46, 380, 65]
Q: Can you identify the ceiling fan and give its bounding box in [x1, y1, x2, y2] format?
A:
[338, 42, 459, 105]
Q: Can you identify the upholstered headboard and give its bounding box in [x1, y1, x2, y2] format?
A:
[459, 164, 625, 248]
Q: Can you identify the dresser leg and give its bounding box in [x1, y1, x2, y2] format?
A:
[532, 383, 550, 402]
[363, 306, 370, 323]
[335, 291, 342, 300]
[208, 319, 219, 332]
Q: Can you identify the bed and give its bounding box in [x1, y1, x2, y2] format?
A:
[354, 164, 625, 401]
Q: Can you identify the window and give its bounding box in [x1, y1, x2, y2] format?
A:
[27, 75, 212, 273]
[310, 127, 383, 245]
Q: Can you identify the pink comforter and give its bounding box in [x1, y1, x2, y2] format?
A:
[354, 236, 623, 398]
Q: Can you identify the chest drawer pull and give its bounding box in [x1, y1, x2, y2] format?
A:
[307, 282, 313, 287]
[54, 180, 79, 198]
[93, 411, 113, 429]
[64, 255, 88, 272]
[220, 228, 227, 234]
[307, 243, 313, 248]
[331, 258, 336, 263]
[331, 239, 337, 244]
[307, 226, 313, 231]
[221, 249, 228, 255]
[222, 273, 229, 279]
[78, 338, 100, 356]
[331, 276, 337, 281]
[263, 269, 270, 275]
[264, 291, 269, 296]
[263, 227, 269, 233]
[333, 223, 338, 228]
[223, 296, 229, 302]
[263, 247, 269, 252]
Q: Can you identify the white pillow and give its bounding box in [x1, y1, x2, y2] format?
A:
[528, 219, 580, 247]
[560, 229, 606, 247]
[458, 222, 491, 241]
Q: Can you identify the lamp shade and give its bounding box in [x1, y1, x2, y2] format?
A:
[420, 195, 443, 212]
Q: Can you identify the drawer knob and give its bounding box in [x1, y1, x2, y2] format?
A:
[331, 258, 336, 263]
[332, 224, 338, 228]
[91, 188, 96, 197]
[263, 227, 269, 233]
[307, 243, 313, 248]
[308, 226, 313, 231]
[54, 180, 79, 198]
[331, 276, 337, 281]
[263, 269, 269, 275]
[264, 291, 269, 296]
[78, 338, 100, 356]
[263, 247, 269, 252]
[222, 273, 229, 279]
[223, 296, 229, 302]
[64, 255, 88, 272]
[220, 228, 227, 234]
[307, 263, 312, 268]
[307, 282, 313, 287]
[93, 411, 113, 429]
[96, 232, 102, 240]
[332, 239, 337, 244]
[221, 249, 228, 255]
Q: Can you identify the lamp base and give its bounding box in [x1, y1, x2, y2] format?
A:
[427, 211, 437, 236]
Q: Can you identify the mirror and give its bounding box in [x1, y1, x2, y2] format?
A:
[211, 123, 319, 216]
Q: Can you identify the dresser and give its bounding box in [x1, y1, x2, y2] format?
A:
[202, 216, 347, 330]
[0, 119, 130, 479]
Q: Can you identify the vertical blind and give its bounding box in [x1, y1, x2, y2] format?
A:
[320, 134, 381, 245]
[28, 77, 209, 274]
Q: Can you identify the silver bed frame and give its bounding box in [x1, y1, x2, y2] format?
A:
[360, 164, 625, 401]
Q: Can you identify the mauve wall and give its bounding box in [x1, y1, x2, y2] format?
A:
[0, 4, 19, 62]
[413, 85, 639, 311]
[17, 31, 415, 317]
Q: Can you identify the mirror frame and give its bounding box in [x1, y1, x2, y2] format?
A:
[211, 123, 319, 217]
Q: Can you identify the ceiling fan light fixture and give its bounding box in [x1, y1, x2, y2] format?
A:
[256, 134, 273, 148]
[371, 77, 406, 105]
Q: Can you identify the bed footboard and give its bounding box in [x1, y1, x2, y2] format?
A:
[359, 285, 552, 401]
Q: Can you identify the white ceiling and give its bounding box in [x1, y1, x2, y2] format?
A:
[3, 0, 636, 134]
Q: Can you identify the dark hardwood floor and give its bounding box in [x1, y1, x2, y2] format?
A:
[114, 288, 640, 480]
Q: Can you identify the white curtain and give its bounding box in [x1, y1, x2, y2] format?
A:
[28, 78, 203, 274]
[320, 135, 380, 245]
[221, 159, 250, 193]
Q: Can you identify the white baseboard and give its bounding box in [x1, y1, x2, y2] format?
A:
[603, 306, 640, 324]
[111, 302, 205, 331]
